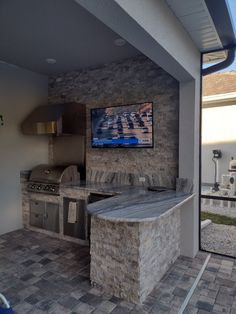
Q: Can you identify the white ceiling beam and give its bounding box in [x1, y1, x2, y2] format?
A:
[75, 0, 201, 82]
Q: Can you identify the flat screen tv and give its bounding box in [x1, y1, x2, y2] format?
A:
[91, 102, 153, 148]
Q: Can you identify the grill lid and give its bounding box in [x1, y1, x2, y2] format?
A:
[29, 164, 79, 184]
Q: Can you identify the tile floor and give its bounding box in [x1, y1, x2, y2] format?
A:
[0, 229, 235, 314]
[185, 253, 236, 314]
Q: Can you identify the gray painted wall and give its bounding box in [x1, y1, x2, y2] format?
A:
[0, 63, 48, 235]
[48, 55, 179, 187]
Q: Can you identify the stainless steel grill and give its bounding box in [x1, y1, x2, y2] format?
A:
[27, 164, 80, 195]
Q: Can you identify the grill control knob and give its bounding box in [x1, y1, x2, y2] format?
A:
[37, 185, 42, 190]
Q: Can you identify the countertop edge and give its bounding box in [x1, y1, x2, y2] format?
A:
[93, 193, 195, 223]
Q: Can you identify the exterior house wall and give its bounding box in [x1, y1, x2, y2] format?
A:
[48, 55, 179, 187]
[202, 142, 236, 185]
[0, 63, 48, 235]
[202, 104, 236, 184]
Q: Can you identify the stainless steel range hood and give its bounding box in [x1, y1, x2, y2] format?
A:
[21, 103, 86, 136]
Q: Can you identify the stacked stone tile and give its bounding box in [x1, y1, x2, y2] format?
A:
[90, 208, 181, 304]
[48, 55, 179, 187]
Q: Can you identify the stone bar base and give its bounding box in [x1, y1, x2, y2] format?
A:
[90, 208, 180, 304]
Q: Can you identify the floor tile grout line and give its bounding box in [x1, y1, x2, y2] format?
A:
[177, 253, 211, 314]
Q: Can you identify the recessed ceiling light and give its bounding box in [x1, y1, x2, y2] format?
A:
[46, 58, 57, 64]
[114, 38, 126, 46]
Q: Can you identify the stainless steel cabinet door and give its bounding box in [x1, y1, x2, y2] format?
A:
[29, 200, 45, 228]
[44, 202, 59, 233]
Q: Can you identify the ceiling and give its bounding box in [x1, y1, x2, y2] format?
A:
[0, 0, 139, 75]
[166, 0, 222, 52]
[166, 0, 235, 63]
[0, 0, 235, 75]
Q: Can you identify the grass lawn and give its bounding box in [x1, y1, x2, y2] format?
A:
[201, 211, 236, 226]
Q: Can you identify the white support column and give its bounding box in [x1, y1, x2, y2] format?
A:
[179, 78, 201, 258]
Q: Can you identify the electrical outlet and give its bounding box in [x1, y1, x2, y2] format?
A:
[139, 177, 146, 182]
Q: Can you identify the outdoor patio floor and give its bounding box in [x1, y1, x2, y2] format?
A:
[0, 229, 235, 314]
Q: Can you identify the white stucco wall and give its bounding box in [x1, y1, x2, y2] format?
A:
[0, 63, 48, 235]
[202, 104, 236, 184]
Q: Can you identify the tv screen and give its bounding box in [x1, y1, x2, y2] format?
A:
[91, 102, 153, 148]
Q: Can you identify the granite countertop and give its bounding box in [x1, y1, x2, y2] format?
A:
[61, 181, 126, 194]
[62, 181, 194, 222]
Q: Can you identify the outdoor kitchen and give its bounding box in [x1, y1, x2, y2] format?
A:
[1, 0, 235, 313]
[18, 55, 195, 305]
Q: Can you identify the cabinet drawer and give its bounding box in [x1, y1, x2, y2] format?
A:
[30, 200, 45, 214]
[30, 212, 44, 228]
[29, 200, 44, 228]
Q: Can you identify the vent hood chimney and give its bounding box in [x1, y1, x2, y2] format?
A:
[21, 103, 86, 136]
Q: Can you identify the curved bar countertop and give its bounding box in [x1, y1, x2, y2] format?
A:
[87, 189, 194, 222]
[63, 182, 194, 222]
[61, 181, 194, 303]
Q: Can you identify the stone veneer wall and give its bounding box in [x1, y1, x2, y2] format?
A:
[90, 218, 140, 303]
[90, 208, 181, 304]
[139, 208, 180, 300]
[48, 55, 179, 187]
